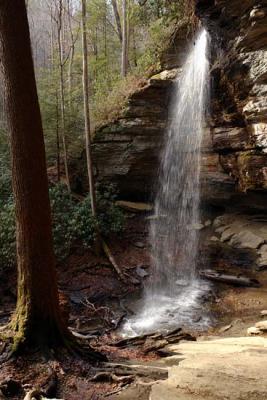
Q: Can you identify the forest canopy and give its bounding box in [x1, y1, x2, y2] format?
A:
[0, 0, 193, 268]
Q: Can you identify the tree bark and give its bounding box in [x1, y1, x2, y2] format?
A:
[0, 0, 69, 349]
[67, 0, 75, 113]
[121, 0, 128, 77]
[57, 0, 71, 192]
[81, 0, 125, 272]
[111, 0, 122, 44]
[81, 0, 97, 219]
[50, 11, 61, 183]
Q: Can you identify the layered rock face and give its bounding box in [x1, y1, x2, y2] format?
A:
[197, 0, 267, 206]
[78, 2, 267, 208]
[90, 72, 175, 201]
[81, 24, 194, 201]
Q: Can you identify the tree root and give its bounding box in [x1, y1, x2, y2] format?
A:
[101, 239, 126, 281]
[60, 333, 107, 363]
[0, 325, 107, 364]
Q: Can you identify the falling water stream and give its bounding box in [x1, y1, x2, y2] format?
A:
[122, 29, 211, 337]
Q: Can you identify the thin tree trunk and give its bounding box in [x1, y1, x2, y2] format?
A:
[50, 12, 61, 182]
[0, 0, 68, 349]
[132, 26, 137, 67]
[67, 0, 75, 113]
[81, 0, 124, 277]
[111, 0, 122, 43]
[56, 91, 61, 182]
[81, 0, 97, 218]
[57, 0, 71, 192]
[121, 0, 128, 77]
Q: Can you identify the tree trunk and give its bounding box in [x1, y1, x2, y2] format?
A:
[67, 0, 75, 113]
[81, 0, 97, 218]
[57, 0, 71, 192]
[50, 12, 61, 183]
[111, 0, 122, 44]
[56, 91, 61, 183]
[121, 0, 128, 77]
[81, 0, 125, 271]
[0, 0, 68, 349]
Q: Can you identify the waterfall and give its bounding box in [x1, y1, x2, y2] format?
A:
[122, 29, 210, 336]
[150, 28, 209, 293]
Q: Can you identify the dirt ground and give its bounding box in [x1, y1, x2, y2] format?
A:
[1, 214, 267, 400]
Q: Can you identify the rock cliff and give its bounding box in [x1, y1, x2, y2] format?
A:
[197, 0, 267, 208]
[75, 1, 267, 208]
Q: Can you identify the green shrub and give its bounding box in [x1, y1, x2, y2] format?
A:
[96, 183, 125, 236]
[71, 197, 96, 247]
[49, 184, 77, 259]
[0, 201, 16, 268]
[71, 183, 125, 247]
[0, 174, 12, 207]
[0, 183, 125, 269]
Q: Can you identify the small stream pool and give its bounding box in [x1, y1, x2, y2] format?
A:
[120, 279, 213, 337]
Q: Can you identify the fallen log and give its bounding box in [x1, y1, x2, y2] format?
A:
[89, 372, 134, 384]
[143, 339, 168, 353]
[200, 269, 260, 287]
[113, 332, 162, 348]
[98, 362, 168, 380]
[112, 329, 195, 353]
[102, 239, 125, 281]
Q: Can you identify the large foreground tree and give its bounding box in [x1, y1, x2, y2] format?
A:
[0, 1, 103, 361]
[0, 0, 68, 351]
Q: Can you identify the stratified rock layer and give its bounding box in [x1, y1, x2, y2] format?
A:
[196, 0, 267, 200]
[75, 2, 267, 207]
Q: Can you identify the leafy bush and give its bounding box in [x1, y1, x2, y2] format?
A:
[49, 184, 77, 259]
[0, 201, 16, 268]
[0, 183, 125, 269]
[0, 129, 12, 207]
[70, 183, 125, 247]
[96, 183, 125, 236]
[0, 174, 12, 207]
[92, 74, 147, 128]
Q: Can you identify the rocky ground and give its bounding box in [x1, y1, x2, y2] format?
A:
[0, 207, 267, 400]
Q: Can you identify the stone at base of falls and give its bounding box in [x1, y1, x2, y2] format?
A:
[210, 236, 219, 242]
[247, 327, 262, 336]
[210, 213, 267, 269]
[133, 241, 145, 249]
[255, 320, 267, 331]
[260, 310, 267, 317]
[220, 227, 235, 242]
[136, 266, 149, 278]
[191, 223, 205, 231]
[257, 244, 267, 269]
[115, 201, 153, 213]
[229, 231, 264, 249]
[150, 337, 267, 400]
